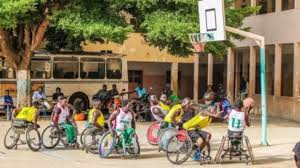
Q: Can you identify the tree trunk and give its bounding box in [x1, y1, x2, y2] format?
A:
[16, 69, 31, 108]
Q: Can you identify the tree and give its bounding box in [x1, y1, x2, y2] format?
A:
[0, 0, 132, 107]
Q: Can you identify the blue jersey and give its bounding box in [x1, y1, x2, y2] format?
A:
[135, 87, 147, 98]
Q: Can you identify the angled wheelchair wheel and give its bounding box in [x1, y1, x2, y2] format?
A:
[80, 127, 89, 146]
[127, 133, 140, 155]
[159, 128, 177, 152]
[4, 127, 20, 149]
[84, 128, 104, 154]
[98, 132, 116, 158]
[42, 125, 60, 149]
[166, 132, 193, 165]
[147, 122, 160, 146]
[244, 136, 255, 164]
[26, 127, 41, 151]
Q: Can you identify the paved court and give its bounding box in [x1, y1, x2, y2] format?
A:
[0, 116, 299, 168]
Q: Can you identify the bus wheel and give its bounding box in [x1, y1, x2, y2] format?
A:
[69, 92, 89, 112]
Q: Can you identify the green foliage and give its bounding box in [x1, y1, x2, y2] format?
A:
[0, 0, 133, 52]
[121, 0, 259, 56]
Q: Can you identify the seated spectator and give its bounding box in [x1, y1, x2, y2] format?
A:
[108, 84, 119, 98]
[52, 87, 64, 103]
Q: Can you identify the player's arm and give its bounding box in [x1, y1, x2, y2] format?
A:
[108, 110, 119, 132]
[245, 112, 251, 127]
[93, 110, 101, 128]
[52, 107, 61, 125]
[130, 111, 136, 129]
[171, 109, 181, 126]
[12, 108, 22, 118]
[33, 108, 39, 128]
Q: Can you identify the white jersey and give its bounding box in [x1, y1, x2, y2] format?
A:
[115, 108, 133, 131]
[150, 105, 167, 121]
[57, 104, 70, 124]
[228, 109, 246, 132]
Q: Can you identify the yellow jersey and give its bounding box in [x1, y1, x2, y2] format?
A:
[159, 102, 170, 113]
[16, 106, 38, 122]
[183, 115, 212, 131]
[164, 104, 183, 123]
[88, 108, 105, 127]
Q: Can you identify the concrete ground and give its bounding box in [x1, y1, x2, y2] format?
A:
[0, 116, 299, 168]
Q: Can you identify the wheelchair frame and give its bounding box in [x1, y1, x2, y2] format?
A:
[4, 120, 41, 151]
[214, 134, 254, 164]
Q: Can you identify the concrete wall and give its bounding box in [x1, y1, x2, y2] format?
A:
[83, 33, 194, 63]
[252, 95, 300, 122]
[233, 9, 300, 47]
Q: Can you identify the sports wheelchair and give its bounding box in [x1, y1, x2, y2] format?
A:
[214, 132, 254, 164]
[4, 120, 41, 151]
[164, 129, 212, 165]
[41, 123, 79, 149]
[98, 129, 140, 159]
[80, 125, 106, 154]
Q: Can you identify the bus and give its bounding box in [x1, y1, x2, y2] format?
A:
[0, 51, 128, 112]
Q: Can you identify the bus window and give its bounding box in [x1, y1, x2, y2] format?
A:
[31, 57, 51, 79]
[53, 57, 79, 79]
[106, 58, 122, 79]
[0, 58, 15, 79]
[80, 57, 105, 79]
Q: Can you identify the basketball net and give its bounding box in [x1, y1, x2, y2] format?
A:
[191, 42, 206, 53]
[188, 33, 206, 53]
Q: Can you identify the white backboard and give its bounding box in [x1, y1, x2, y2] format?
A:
[198, 0, 226, 42]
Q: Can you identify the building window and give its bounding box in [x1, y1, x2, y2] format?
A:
[234, 0, 251, 8]
[0, 58, 15, 79]
[128, 70, 143, 83]
[282, 0, 294, 10]
[281, 44, 294, 97]
[80, 57, 105, 79]
[53, 57, 79, 79]
[31, 57, 51, 79]
[257, 0, 275, 14]
[106, 58, 122, 79]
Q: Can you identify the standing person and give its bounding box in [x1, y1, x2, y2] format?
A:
[240, 77, 249, 100]
[3, 90, 13, 120]
[52, 96, 78, 146]
[32, 86, 50, 109]
[52, 87, 64, 103]
[293, 142, 300, 168]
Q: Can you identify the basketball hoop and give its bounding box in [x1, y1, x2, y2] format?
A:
[188, 33, 206, 53]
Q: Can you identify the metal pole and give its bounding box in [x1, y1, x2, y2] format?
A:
[260, 46, 268, 146]
[193, 53, 200, 103]
[224, 26, 268, 146]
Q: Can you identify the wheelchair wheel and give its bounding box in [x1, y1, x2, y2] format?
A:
[147, 122, 160, 146]
[166, 132, 193, 165]
[80, 127, 89, 145]
[42, 125, 60, 149]
[127, 133, 140, 155]
[159, 128, 177, 152]
[84, 128, 104, 154]
[26, 127, 41, 151]
[4, 127, 20, 149]
[245, 136, 254, 164]
[98, 132, 116, 158]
